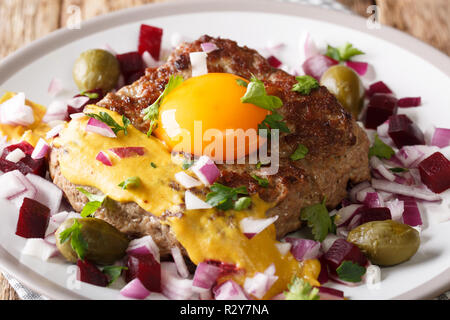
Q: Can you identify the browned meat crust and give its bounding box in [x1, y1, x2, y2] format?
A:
[49, 35, 370, 253]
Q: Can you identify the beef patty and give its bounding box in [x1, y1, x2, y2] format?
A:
[49, 35, 370, 256]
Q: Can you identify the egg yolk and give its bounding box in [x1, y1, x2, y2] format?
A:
[153, 73, 270, 161]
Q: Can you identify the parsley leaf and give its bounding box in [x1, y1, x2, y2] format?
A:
[258, 111, 290, 135]
[150, 162, 157, 168]
[284, 276, 320, 300]
[300, 200, 332, 242]
[389, 167, 409, 173]
[58, 219, 88, 260]
[85, 112, 131, 136]
[234, 196, 252, 211]
[326, 43, 365, 62]
[369, 134, 395, 159]
[336, 261, 366, 283]
[290, 144, 309, 161]
[102, 266, 128, 285]
[241, 76, 283, 111]
[143, 75, 184, 136]
[206, 183, 249, 211]
[292, 76, 319, 95]
[251, 174, 269, 188]
[80, 91, 99, 99]
[76, 187, 107, 218]
[182, 159, 194, 170]
[118, 176, 141, 190]
[236, 79, 248, 88]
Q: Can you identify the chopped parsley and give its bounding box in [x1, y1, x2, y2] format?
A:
[326, 42, 365, 62]
[76, 187, 107, 218]
[300, 199, 332, 242]
[290, 144, 309, 161]
[102, 266, 128, 285]
[143, 75, 184, 136]
[251, 174, 269, 188]
[258, 111, 290, 135]
[389, 167, 409, 173]
[369, 134, 395, 159]
[85, 112, 130, 136]
[336, 261, 366, 283]
[233, 196, 252, 211]
[292, 76, 319, 95]
[235, 79, 248, 87]
[205, 183, 250, 211]
[118, 176, 141, 190]
[58, 219, 88, 260]
[80, 91, 99, 99]
[240, 75, 283, 112]
[150, 162, 157, 168]
[284, 276, 320, 300]
[182, 159, 194, 170]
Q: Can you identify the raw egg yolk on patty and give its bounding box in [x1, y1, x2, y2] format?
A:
[154, 73, 270, 161]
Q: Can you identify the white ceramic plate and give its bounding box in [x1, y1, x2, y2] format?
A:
[0, 0, 449, 300]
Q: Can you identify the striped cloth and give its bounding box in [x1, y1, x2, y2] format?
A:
[2, 0, 449, 301]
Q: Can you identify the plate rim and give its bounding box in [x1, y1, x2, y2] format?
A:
[0, 0, 449, 300]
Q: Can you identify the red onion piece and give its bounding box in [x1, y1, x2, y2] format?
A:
[356, 186, 376, 203]
[299, 32, 320, 62]
[0, 170, 28, 200]
[334, 204, 363, 227]
[275, 242, 292, 256]
[42, 100, 68, 123]
[67, 96, 90, 111]
[127, 235, 160, 263]
[370, 156, 396, 181]
[240, 215, 278, 239]
[285, 237, 321, 261]
[214, 280, 248, 300]
[345, 61, 368, 76]
[108, 147, 145, 158]
[85, 118, 116, 138]
[396, 145, 440, 168]
[431, 128, 450, 148]
[69, 113, 86, 120]
[397, 97, 421, 108]
[47, 78, 64, 97]
[31, 139, 50, 160]
[184, 190, 212, 210]
[243, 264, 278, 299]
[302, 55, 339, 80]
[142, 51, 159, 68]
[46, 124, 64, 139]
[22, 238, 58, 261]
[191, 155, 220, 186]
[120, 278, 151, 300]
[200, 42, 219, 53]
[26, 173, 63, 215]
[171, 246, 190, 279]
[95, 151, 112, 166]
[367, 81, 393, 97]
[349, 181, 371, 202]
[161, 262, 197, 300]
[0, 93, 35, 126]
[385, 198, 404, 221]
[363, 192, 384, 208]
[418, 152, 450, 194]
[174, 172, 201, 189]
[316, 286, 345, 300]
[371, 178, 441, 202]
[192, 262, 222, 292]
[398, 195, 422, 226]
[125, 253, 161, 293]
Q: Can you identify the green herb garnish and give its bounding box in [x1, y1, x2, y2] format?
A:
[143, 75, 184, 136]
[369, 134, 395, 159]
[251, 174, 269, 188]
[118, 176, 141, 190]
[102, 266, 128, 285]
[233, 196, 252, 211]
[389, 167, 409, 173]
[336, 261, 366, 283]
[240, 75, 283, 112]
[290, 144, 309, 161]
[58, 219, 88, 260]
[326, 43, 365, 62]
[85, 112, 131, 136]
[182, 159, 194, 170]
[292, 76, 319, 95]
[151, 162, 157, 168]
[284, 276, 320, 300]
[258, 111, 290, 135]
[76, 187, 107, 218]
[80, 91, 99, 99]
[206, 183, 249, 211]
[235, 79, 248, 88]
[300, 199, 332, 242]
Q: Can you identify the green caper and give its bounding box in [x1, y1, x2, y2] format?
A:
[55, 217, 129, 265]
[72, 49, 120, 92]
[347, 220, 420, 266]
[320, 65, 365, 118]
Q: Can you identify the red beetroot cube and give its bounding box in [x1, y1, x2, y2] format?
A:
[367, 81, 393, 97]
[16, 198, 50, 239]
[0, 141, 46, 177]
[116, 52, 145, 77]
[267, 56, 282, 68]
[125, 253, 161, 292]
[364, 93, 398, 129]
[323, 239, 368, 273]
[77, 260, 109, 287]
[388, 114, 425, 148]
[359, 207, 392, 225]
[124, 70, 145, 86]
[418, 152, 450, 193]
[138, 24, 163, 60]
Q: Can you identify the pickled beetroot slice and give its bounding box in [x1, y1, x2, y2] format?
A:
[418, 152, 450, 193]
[367, 81, 393, 97]
[125, 253, 161, 293]
[388, 114, 425, 148]
[77, 259, 108, 287]
[364, 94, 398, 129]
[138, 24, 163, 60]
[358, 207, 392, 225]
[116, 52, 145, 77]
[0, 141, 46, 177]
[16, 198, 50, 239]
[267, 56, 282, 68]
[323, 239, 367, 274]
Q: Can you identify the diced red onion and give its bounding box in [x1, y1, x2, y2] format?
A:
[184, 190, 212, 210]
[328, 273, 361, 287]
[95, 151, 112, 166]
[9, 171, 37, 208]
[193, 262, 222, 292]
[5, 148, 26, 163]
[45, 218, 59, 237]
[120, 278, 150, 300]
[243, 264, 278, 299]
[161, 262, 197, 300]
[349, 181, 371, 202]
[170, 32, 185, 48]
[142, 51, 160, 68]
[240, 215, 278, 239]
[189, 52, 208, 77]
[370, 156, 396, 181]
[299, 31, 320, 63]
[214, 280, 248, 300]
[31, 139, 50, 160]
[108, 147, 145, 158]
[345, 61, 368, 76]
[347, 214, 362, 230]
[385, 198, 404, 221]
[46, 124, 64, 139]
[47, 78, 64, 97]
[200, 42, 219, 53]
[377, 121, 390, 138]
[21, 238, 58, 261]
[371, 178, 441, 202]
[285, 237, 321, 261]
[302, 55, 339, 80]
[174, 172, 201, 189]
[336, 226, 349, 238]
[275, 242, 292, 256]
[356, 186, 376, 203]
[69, 112, 86, 120]
[397, 97, 421, 108]
[334, 204, 363, 227]
[25, 173, 63, 215]
[171, 246, 190, 279]
[191, 155, 220, 186]
[85, 117, 116, 138]
[431, 128, 450, 148]
[0, 92, 35, 126]
[0, 170, 28, 201]
[42, 100, 68, 123]
[363, 192, 384, 208]
[321, 234, 340, 253]
[398, 195, 422, 226]
[364, 264, 381, 289]
[367, 81, 393, 97]
[127, 235, 160, 263]
[316, 286, 345, 300]
[67, 96, 90, 111]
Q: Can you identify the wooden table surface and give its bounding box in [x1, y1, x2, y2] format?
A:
[0, 0, 449, 300]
